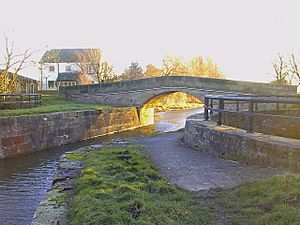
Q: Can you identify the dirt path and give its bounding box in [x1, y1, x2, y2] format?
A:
[135, 131, 283, 191]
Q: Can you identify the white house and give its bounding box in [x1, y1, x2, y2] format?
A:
[39, 49, 99, 90]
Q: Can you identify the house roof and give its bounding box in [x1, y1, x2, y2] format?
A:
[0, 70, 38, 82]
[56, 72, 80, 81]
[40, 48, 100, 63]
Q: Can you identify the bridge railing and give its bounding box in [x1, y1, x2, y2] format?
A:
[204, 94, 300, 133]
[0, 94, 42, 110]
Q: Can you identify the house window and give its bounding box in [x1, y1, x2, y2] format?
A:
[30, 83, 35, 94]
[48, 81, 55, 88]
[65, 65, 72, 72]
[49, 66, 55, 72]
[87, 64, 95, 74]
[59, 81, 76, 86]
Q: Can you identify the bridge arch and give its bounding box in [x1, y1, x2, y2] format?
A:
[140, 90, 204, 110]
[138, 90, 204, 126]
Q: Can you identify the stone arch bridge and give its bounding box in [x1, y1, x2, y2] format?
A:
[60, 76, 296, 124]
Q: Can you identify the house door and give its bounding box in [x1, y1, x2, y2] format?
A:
[29, 83, 35, 93]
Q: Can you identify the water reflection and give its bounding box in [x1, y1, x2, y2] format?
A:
[0, 108, 202, 225]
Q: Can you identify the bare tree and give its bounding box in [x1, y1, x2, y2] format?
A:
[76, 71, 92, 84]
[75, 49, 114, 83]
[271, 53, 290, 85]
[119, 62, 144, 80]
[289, 53, 300, 85]
[162, 59, 176, 76]
[161, 56, 187, 76]
[162, 57, 179, 76]
[145, 55, 224, 79]
[0, 34, 35, 93]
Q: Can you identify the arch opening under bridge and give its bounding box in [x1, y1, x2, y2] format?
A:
[138, 90, 204, 126]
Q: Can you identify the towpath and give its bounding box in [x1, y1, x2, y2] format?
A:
[135, 131, 283, 191]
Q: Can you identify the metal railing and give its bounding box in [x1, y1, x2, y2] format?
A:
[204, 94, 300, 133]
[0, 94, 42, 109]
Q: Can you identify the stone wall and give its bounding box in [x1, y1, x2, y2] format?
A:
[184, 118, 300, 170]
[0, 101, 39, 110]
[60, 76, 296, 96]
[59, 76, 297, 108]
[0, 107, 146, 159]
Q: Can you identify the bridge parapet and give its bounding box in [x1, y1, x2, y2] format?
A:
[59, 76, 297, 107]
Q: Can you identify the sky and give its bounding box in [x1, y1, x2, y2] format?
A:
[0, 0, 299, 83]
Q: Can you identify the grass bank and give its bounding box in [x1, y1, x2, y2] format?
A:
[210, 173, 300, 225]
[66, 143, 300, 225]
[66, 144, 212, 225]
[0, 93, 113, 118]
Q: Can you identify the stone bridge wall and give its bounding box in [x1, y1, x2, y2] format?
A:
[59, 76, 297, 107]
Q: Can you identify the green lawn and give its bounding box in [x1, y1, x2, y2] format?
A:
[211, 173, 300, 225]
[66, 145, 212, 225]
[0, 93, 113, 118]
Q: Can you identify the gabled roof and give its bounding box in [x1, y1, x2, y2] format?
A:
[40, 48, 100, 63]
[0, 70, 38, 82]
[56, 72, 80, 81]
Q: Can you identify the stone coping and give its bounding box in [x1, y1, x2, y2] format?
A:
[184, 118, 300, 170]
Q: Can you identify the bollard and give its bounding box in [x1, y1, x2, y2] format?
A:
[247, 101, 254, 133]
[204, 97, 209, 121]
[217, 99, 224, 126]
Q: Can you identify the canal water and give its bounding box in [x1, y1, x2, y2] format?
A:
[0, 108, 203, 225]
